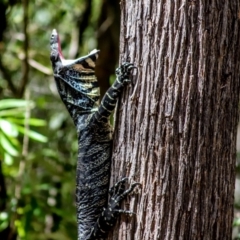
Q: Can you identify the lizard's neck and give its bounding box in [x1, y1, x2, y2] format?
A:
[56, 76, 100, 127]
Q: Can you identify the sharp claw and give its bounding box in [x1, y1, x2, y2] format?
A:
[121, 177, 128, 182]
[129, 66, 137, 70]
[132, 182, 141, 187]
[122, 62, 133, 66]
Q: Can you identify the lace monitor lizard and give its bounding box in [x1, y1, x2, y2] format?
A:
[50, 29, 140, 240]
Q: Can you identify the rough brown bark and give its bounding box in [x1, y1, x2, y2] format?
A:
[109, 1, 240, 240]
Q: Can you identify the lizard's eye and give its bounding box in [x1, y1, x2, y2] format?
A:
[50, 50, 59, 62]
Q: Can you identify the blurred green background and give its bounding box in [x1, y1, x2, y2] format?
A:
[0, 0, 120, 239]
[1, 0, 240, 239]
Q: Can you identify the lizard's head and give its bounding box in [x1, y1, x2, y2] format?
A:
[50, 29, 100, 118]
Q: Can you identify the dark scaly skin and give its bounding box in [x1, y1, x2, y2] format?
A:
[50, 30, 140, 240]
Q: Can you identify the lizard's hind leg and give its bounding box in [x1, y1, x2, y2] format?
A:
[109, 179, 141, 216]
[88, 178, 140, 239]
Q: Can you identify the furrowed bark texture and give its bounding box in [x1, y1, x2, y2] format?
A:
[109, 1, 240, 240]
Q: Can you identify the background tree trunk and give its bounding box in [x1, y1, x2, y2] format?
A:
[109, 1, 240, 239]
[96, 0, 120, 99]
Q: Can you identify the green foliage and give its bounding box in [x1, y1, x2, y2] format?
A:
[0, 1, 98, 239]
[0, 98, 77, 240]
[233, 216, 240, 240]
[0, 99, 47, 164]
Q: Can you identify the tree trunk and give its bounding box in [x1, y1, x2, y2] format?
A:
[109, 1, 240, 239]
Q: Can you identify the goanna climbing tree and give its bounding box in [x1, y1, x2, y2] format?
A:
[109, 1, 240, 239]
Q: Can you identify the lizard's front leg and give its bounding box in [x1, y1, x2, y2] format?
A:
[93, 62, 136, 122]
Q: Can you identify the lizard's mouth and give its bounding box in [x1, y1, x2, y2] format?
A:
[50, 29, 100, 67]
[50, 29, 64, 60]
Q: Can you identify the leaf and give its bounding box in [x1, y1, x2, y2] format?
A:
[0, 108, 25, 117]
[0, 119, 18, 137]
[0, 212, 8, 221]
[233, 218, 240, 226]
[5, 118, 46, 126]
[4, 152, 14, 165]
[0, 132, 19, 156]
[0, 99, 34, 110]
[16, 126, 48, 143]
[49, 112, 67, 130]
[0, 221, 8, 231]
[27, 118, 46, 126]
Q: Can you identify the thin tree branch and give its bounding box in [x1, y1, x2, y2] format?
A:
[10, 89, 31, 238]
[0, 56, 18, 96]
[15, 89, 30, 199]
[18, 0, 29, 97]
